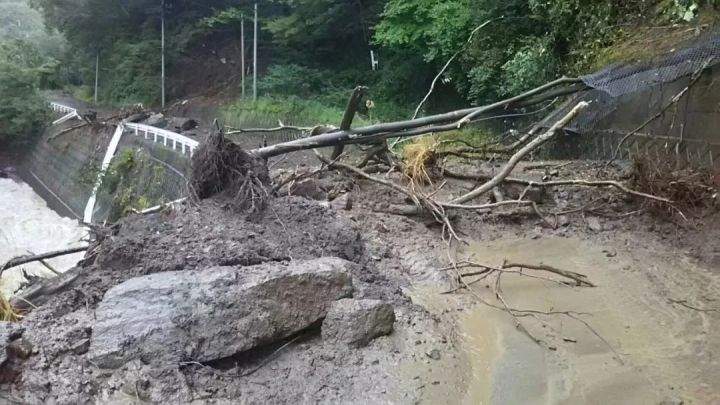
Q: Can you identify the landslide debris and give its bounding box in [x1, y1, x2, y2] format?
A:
[89, 258, 355, 369]
[0, 195, 414, 403]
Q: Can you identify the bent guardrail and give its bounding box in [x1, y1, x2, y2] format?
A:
[125, 122, 199, 157]
[48, 102, 199, 223]
[50, 102, 81, 126]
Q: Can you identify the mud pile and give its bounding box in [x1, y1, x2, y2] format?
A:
[0, 196, 420, 403]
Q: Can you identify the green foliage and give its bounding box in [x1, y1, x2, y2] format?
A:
[223, 97, 357, 128]
[258, 64, 325, 98]
[0, 40, 50, 148]
[198, 6, 247, 29]
[658, 0, 720, 21]
[265, 0, 384, 63]
[100, 149, 137, 195]
[77, 159, 101, 188]
[0, 0, 65, 55]
[100, 40, 162, 105]
[100, 148, 170, 221]
[374, 0, 471, 62]
[499, 36, 558, 96]
[374, 0, 690, 106]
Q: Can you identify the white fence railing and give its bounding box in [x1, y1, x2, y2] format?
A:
[50, 102, 77, 115]
[48, 102, 200, 222]
[50, 102, 81, 125]
[124, 122, 199, 157]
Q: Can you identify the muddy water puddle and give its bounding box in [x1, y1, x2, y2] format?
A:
[408, 236, 720, 404]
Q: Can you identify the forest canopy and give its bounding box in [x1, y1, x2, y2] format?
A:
[10, 0, 720, 118]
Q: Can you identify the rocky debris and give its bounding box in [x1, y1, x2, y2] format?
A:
[503, 183, 546, 203]
[167, 117, 198, 132]
[0, 322, 24, 366]
[0, 166, 16, 179]
[125, 112, 150, 123]
[426, 349, 441, 360]
[89, 257, 355, 369]
[586, 216, 603, 232]
[330, 193, 353, 211]
[289, 179, 328, 201]
[144, 113, 166, 127]
[321, 299, 395, 347]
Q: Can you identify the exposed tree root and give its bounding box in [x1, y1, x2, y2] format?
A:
[190, 126, 270, 213]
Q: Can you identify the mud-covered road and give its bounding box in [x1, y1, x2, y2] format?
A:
[2, 135, 718, 404]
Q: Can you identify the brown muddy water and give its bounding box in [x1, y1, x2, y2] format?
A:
[0, 177, 87, 296]
[408, 236, 720, 404]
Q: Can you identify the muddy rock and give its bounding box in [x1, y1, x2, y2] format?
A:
[167, 117, 198, 131]
[586, 216, 603, 232]
[125, 112, 150, 123]
[321, 299, 395, 347]
[330, 193, 353, 211]
[289, 179, 328, 201]
[0, 322, 24, 366]
[144, 113, 166, 127]
[89, 258, 354, 369]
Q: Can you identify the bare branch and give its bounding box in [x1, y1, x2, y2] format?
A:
[1, 247, 88, 277]
[449, 102, 589, 205]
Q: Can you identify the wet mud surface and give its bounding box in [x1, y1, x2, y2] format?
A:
[2, 156, 719, 404]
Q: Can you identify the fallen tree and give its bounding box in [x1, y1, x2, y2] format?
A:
[248, 77, 586, 159]
[0, 247, 88, 278]
[192, 77, 676, 239]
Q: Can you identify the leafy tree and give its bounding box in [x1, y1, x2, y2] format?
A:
[0, 40, 50, 148]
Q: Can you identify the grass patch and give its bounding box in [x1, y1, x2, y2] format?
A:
[398, 126, 497, 185]
[222, 96, 374, 129]
[1, 293, 20, 322]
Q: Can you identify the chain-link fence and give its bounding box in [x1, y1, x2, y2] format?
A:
[539, 30, 720, 169]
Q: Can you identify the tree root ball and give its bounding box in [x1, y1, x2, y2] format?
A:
[190, 130, 271, 212]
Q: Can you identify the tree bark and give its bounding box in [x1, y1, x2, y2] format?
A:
[251, 77, 583, 159]
[331, 86, 368, 159]
[1, 247, 88, 277]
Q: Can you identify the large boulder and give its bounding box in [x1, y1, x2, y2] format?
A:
[321, 299, 395, 348]
[89, 258, 354, 369]
[167, 117, 198, 132]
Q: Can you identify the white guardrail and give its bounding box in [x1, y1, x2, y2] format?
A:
[125, 122, 199, 157]
[49, 102, 200, 222]
[49, 102, 199, 157]
[50, 102, 81, 125]
[50, 102, 77, 115]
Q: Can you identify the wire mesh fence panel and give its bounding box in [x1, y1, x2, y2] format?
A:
[534, 30, 720, 170]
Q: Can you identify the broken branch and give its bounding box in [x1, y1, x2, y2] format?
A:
[1, 247, 88, 277]
[449, 102, 589, 205]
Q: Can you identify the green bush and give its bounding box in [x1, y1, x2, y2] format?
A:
[258, 64, 325, 98]
[99, 39, 162, 106]
[223, 96, 355, 128]
[0, 41, 50, 148]
[499, 37, 558, 97]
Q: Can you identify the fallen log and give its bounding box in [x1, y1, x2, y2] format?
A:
[250, 77, 584, 158]
[0, 247, 88, 277]
[449, 102, 588, 205]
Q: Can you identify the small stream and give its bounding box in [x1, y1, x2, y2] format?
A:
[0, 177, 87, 297]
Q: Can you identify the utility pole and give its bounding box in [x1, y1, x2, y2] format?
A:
[161, 0, 166, 109]
[241, 13, 245, 99]
[253, 2, 258, 102]
[94, 49, 99, 104]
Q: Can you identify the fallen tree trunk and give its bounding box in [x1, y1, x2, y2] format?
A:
[332, 86, 368, 160]
[250, 77, 584, 158]
[0, 247, 88, 277]
[449, 102, 589, 205]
